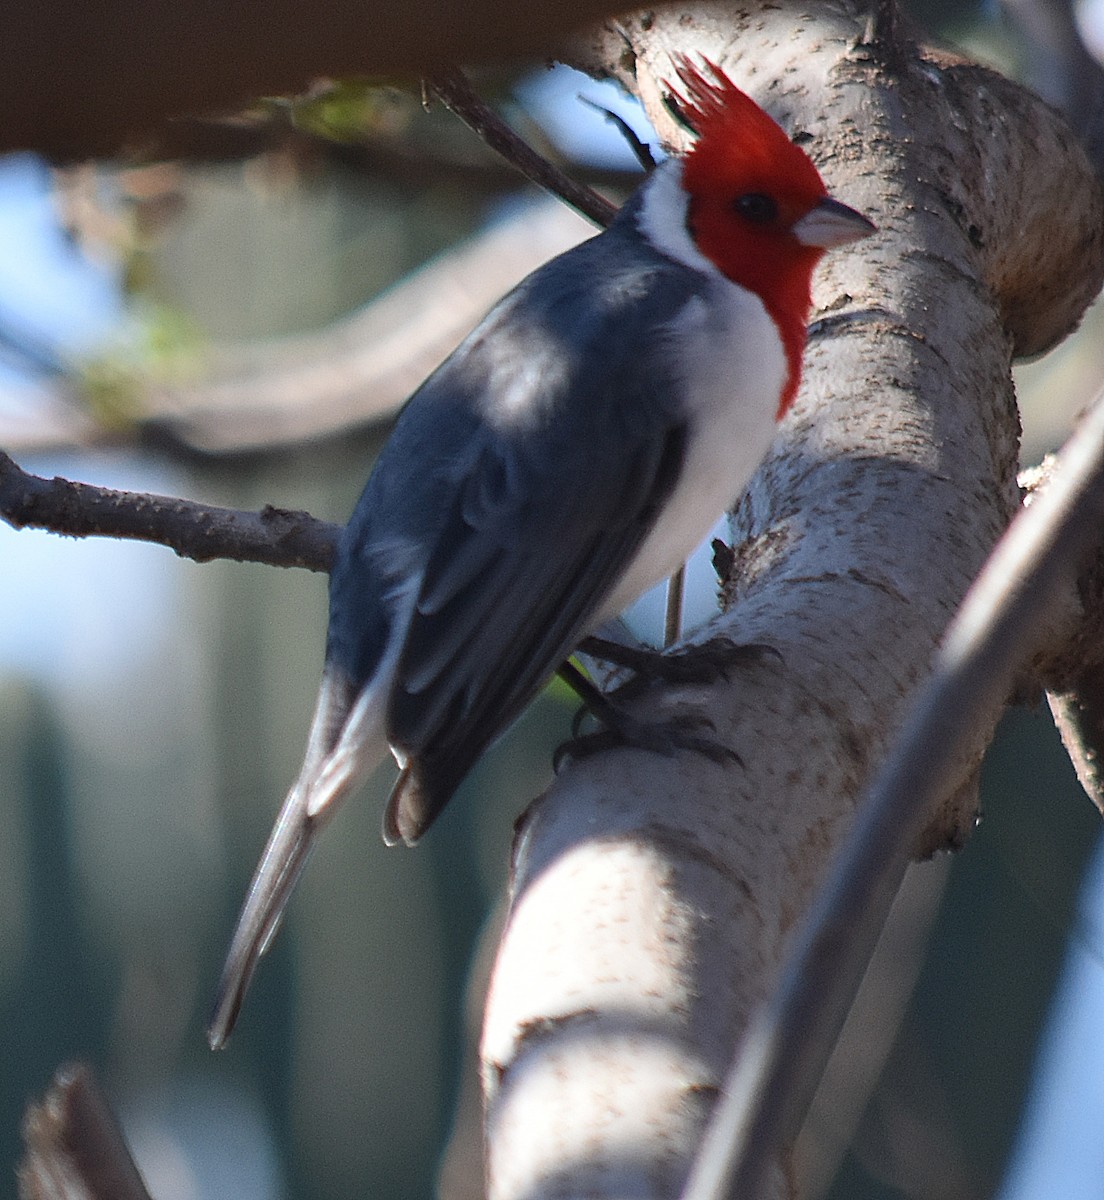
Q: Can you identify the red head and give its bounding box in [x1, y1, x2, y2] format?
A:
[671, 57, 873, 414]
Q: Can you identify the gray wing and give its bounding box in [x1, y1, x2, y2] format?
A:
[325, 221, 706, 843]
[384, 416, 687, 844]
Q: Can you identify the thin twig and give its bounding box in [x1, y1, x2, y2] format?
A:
[0, 451, 338, 571]
[664, 564, 685, 647]
[425, 67, 620, 228]
[680, 387, 1104, 1200]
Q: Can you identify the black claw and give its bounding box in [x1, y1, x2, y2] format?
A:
[556, 727, 626, 764]
[580, 635, 782, 687]
[552, 637, 768, 772]
[556, 703, 742, 770]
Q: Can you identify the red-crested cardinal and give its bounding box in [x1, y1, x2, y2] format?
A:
[208, 59, 875, 1047]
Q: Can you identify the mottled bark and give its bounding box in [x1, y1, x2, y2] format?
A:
[480, 4, 1104, 1199]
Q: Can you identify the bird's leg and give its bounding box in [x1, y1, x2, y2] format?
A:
[556, 659, 629, 736]
[553, 656, 746, 770]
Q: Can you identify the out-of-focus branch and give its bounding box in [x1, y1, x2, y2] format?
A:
[1001, 0, 1104, 176]
[0, 451, 338, 570]
[8, 70, 620, 457]
[2, 202, 595, 455]
[18, 1062, 153, 1200]
[88, 103, 644, 192]
[0, 0, 632, 159]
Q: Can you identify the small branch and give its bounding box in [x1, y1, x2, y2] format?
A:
[680, 388, 1104, 1200]
[664, 564, 685, 647]
[578, 96, 658, 169]
[0, 451, 338, 571]
[18, 1062, 153, 1200]
[425, 67, 620, 228]
[1049, 674, 1104, 815]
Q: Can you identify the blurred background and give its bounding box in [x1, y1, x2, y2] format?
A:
[2, 1, 1104, 1197]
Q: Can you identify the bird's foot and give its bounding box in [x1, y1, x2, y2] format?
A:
[554, 695, 741, 771]
[580, 635, 781, 691]
[552, 637, 780, 771]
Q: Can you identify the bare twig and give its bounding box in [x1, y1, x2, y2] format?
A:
[680, 389, 1104, 1200]
[0, 451, 338, 571]
[664, 564, 685, 647]
[1049, 674, 1104, 815]
[577, 95, 658, 169]
[18, 1062, 153, 1200]
[425, 67, 620, 228]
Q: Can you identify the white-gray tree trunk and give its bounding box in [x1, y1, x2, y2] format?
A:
[479, 3, 1104, 1197]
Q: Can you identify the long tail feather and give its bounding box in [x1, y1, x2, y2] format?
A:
[207, 668, 387, 1048]
[207, 783, 319, 1049]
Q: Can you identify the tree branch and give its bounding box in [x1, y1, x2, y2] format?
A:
[3, 202, 595, 456]
[0, 451, 338, 570]
[425, 67, 619, 227]
[682, 385, 1104, 1200]
[0, 0, 633, 159]
[480, 5, 1104, 1199]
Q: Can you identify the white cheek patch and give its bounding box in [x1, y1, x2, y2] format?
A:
[635, 160, 715, 275]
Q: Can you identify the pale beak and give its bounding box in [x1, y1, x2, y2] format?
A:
[793, 196, 877, 249]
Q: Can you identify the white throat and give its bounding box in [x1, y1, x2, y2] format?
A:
[598, 159, 790, 622]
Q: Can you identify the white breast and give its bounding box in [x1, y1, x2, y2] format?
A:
[596, 163, 788, 621]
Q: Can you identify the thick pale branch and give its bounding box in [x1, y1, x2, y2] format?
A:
[480, 5, 1104, 1200]
[684, 387, 1104, 1200]
[0, 451, 337, 570]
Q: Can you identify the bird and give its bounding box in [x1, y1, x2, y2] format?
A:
[207, 58, 875, 1048]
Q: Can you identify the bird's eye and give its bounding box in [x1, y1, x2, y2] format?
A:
[733, 193, 778, 223]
